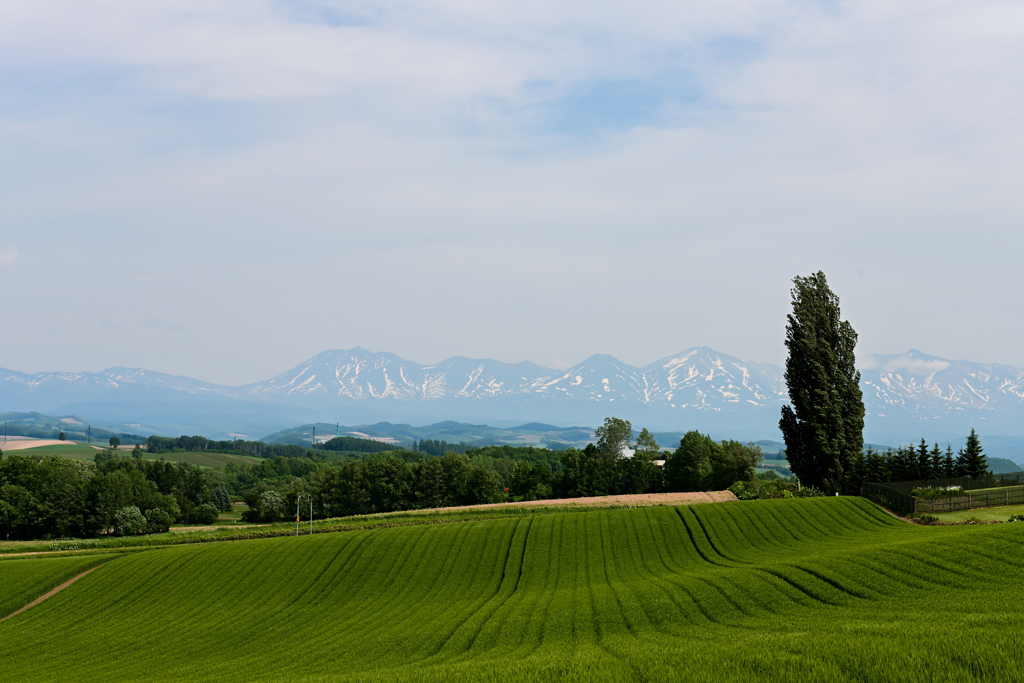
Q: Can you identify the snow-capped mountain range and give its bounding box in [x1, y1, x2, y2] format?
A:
[2, 347, 1024, 440]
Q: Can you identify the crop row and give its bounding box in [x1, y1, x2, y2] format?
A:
[1, 498, 1022, 682]
[0, 554, 111, 618]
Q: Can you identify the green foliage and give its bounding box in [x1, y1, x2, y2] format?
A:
[209, 487, 232, 512]
[780, 271, 865, 493]
[0, 451, 204, 540]
[665, 431, 716, 491]
[4, 498, 1024, 682]
[255, 491, 286, 522]
[594, 416, 633, 458]
[317, 436, 402, 454]
[558, 445, 618, 497]
[666, 432, 761, 492]
[112, 506, 147, 536]
[143, 508, 173, 534]
[957, 429, 988, 478]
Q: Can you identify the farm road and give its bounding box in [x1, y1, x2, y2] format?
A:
[0, 565, 103, 622]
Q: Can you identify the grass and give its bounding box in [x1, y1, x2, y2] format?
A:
[0, 554, 111, 617]
[930, 503, 1024, 523]
[216, 503, 250, 522]
[2, 497, 1024, 682]
[958, 484, 1024, 496]
[4, 443, 101, 458]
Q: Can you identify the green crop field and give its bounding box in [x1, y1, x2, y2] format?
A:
[1, 497, 1023, 682]
[3, 442, 101, 458]
[3, 443, 263, 468]
[0, 555, 111, 618]
[138, 450, 263, 468]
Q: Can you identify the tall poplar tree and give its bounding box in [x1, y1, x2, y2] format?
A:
[780, 271, 865, 493]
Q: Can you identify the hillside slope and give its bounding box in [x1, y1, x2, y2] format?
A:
[1, 499, 1023, 682]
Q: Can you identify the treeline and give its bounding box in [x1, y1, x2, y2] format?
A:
[411, 439, 475, 456]
[318, 436, 402, 454]
[851, 429, 990, 487]
[146, 434, 311, 457]
[2, 417, 768, 539]
[144, 434, 397, 458]
[239, 419, 766, 522]
[0, 449, 225, 540]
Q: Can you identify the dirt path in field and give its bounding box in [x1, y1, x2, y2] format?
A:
[0, 565, 102, 623]
[412, 490, 738, 515]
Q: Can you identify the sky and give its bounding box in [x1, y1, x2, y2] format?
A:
[1, 0, 1023, 387]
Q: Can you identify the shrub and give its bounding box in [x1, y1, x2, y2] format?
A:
[1008, 514, 1024, 523]
[144, 508, 173, 534]
[913, 486, 965, 500]
[193, 504, 220, 525]
[113, 506, 147, 536]
[256, 491, 286, 523]
[792, 485, 827, 498]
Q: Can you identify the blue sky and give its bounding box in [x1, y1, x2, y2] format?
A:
[1, 0, 1023, 385]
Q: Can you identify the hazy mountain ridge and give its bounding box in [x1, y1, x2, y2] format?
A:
[3, 347, 1024, 440]
[230, 346, 787, 412]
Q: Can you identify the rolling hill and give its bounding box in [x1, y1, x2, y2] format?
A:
[2, 498, 1023, 682]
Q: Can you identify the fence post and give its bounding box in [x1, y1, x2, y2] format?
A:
[987, 493, 991, 509]
[968, 494, 972, 510]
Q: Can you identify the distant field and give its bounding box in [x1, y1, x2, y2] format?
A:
[2, 443, 101, 458]
[140, 451, 263, 468]
[932, 503, 1024, 523]
[2, 497, 1024, 682]
[2, 443, 261, 468]
[216, 503, 250, 522]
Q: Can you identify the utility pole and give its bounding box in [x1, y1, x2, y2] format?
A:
[4, 421, 6, 444]
[88, 424, 91, 445]
[295, 494, 302, 536]
[312, 425, 316, 447]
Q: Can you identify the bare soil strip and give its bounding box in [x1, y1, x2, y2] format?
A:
[0, 565, 102, 623]
[0, 439, 83, 451]
[411, 490, 738, 515]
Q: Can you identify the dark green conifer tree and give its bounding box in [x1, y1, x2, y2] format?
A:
[864, 447, 886, 482]
[917, 439, 932, 479]
[929, 443, 943, 480]
[780, 272, 865, 493]
[943, 445, 955, 478]
[956, 429, 988, 478]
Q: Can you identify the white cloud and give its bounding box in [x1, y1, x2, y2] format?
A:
[1, 0, 1024, 383]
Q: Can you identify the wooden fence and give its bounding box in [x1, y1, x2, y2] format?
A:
[862, 474, 1024, 515]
